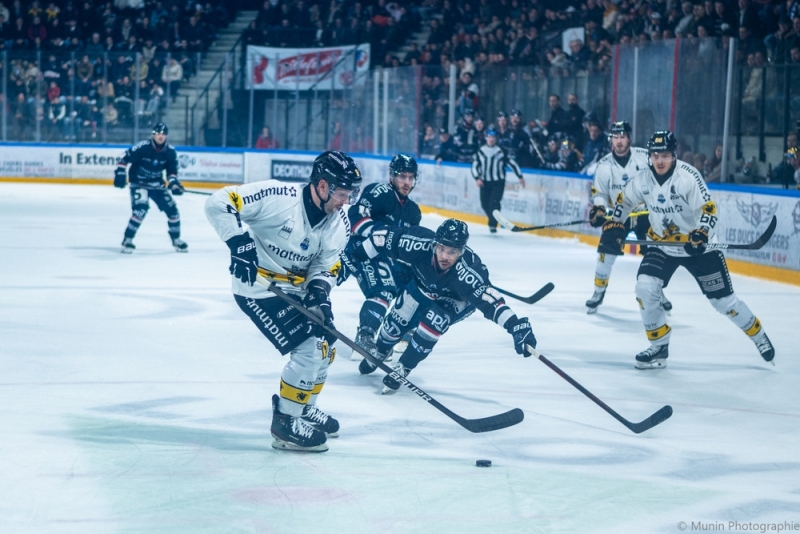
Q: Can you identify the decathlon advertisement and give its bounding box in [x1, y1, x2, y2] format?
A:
[246, 44, 370, 90]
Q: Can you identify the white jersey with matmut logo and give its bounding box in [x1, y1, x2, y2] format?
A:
[205, 180, 349, 298]
[612, 160, 718, 257]
[591, 147, 650, 207]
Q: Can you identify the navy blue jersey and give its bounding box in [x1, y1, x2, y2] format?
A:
[118, 140, 179, 189]
[361, 225, 515, 326]
[348, 182, 422, 239]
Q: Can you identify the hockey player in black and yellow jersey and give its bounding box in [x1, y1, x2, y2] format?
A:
[598, 131, 775, 369]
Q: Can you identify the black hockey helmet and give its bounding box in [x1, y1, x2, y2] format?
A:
[435, 218, 469, 249]
[647, 130, 677, 155]
[510, 109, 523, 118]
[609, 120, 632, 137]
[310, 150, 362, 191]
[152, 122, 169, 135]
[390, 153, 418, 177]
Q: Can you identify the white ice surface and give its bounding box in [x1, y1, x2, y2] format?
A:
[1, 183, 799, 534]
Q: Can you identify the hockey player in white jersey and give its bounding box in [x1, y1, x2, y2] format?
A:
[205, 150, 362, 452]
[585, 120, 671, 313]
[599, 131, 775, 369]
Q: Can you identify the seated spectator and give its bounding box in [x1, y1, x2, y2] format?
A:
[581, 119, 607, 170]
[46, 94, 66, 140]
[101, 101, 118, 127]
[255, 125, 280, 149]
[772, 133, 800, 187]
[568, 38, 591, 74]
[436, 128, 459, 163]
[693, 153, 708, 177]
[161, 57, 183, 102]
[705, 143, 723, 182]
[419, 124, 440, 159]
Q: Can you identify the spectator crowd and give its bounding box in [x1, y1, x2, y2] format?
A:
[1, 0, 232, 140]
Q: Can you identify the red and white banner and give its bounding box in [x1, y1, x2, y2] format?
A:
[246, 44, 370, 90]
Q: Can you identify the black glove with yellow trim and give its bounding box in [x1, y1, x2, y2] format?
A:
[588, 205, 608, 228]
[598, 220, 626, 255]
[684, 228, 709, 255]
[303, 279, 336, 345]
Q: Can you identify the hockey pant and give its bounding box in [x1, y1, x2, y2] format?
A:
[125, 187, 181, 240]
[234, 294, 334, 417]
[479, 180, 506, 229]
[635, 249, 763, 346]
[592, 214, 650, 290]
[375, 279, 475, 370]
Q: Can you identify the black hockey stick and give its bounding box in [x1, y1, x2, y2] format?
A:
[623, 215, 777, 251]
[493, 210, 587, 232]
[258, 277, 525, 433]
[529, 347, 672, 434]
[183, 189, 213, 196]
[495, 282, 555, 305]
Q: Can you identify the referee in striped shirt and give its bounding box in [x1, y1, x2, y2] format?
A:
[471, 129, 525, 233]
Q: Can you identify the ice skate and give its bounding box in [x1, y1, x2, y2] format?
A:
[172, 237, 188, 253]
[389, 330, 415, 363]
[270, 395, 328, 452]
[752, 330, 775, 364]
[585, 289, 605, 314]
[121, 237, 135, 254]
[660, 291, 672, 313]
[381, 362, 410, 394]
[352, 326, 377, 361]
[302, 403, 340, 438]
[358, 347, 390, 375]
[634, 344, 669, 370]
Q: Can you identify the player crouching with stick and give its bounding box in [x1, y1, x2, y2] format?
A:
[352, 218, 538, 394]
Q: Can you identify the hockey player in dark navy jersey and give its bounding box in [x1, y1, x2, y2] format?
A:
[114, 122, 187, 253]
[340, 154, 422, 360]
[351, 218, 538, 394]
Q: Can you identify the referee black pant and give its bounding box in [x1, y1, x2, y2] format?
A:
[479, 180, 506, 229]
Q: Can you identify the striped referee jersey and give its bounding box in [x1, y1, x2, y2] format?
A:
[471, 144, 523, 182]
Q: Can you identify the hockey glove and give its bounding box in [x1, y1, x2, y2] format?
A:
[303, 279, 336, 345]
[506, 316, 537, 357]
[588, 205, 608, 228]
[226, 232, 259, 285]
[168, 176, 185, 196]
[114, 167, 127, 189]
[598, 220, 626, 255]
[684, 228, 709, 255]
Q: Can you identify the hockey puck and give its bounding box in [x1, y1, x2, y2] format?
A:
[476, 459, 492, 467]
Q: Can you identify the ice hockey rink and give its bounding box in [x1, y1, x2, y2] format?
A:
[1, 182, 799, 534]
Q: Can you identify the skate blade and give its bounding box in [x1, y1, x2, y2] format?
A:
[635, 359, 667, 370]
[174, 246, 188, 253]
[271, 438, 329, 452]
[381, 386, 399, 395]
[349, 351, 362, 361]
[326, 432, 339, 438]
[121, 247, 134, 254]
[586, 307, 598, 315]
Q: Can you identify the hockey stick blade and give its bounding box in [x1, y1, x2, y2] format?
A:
[531, 349, 672, 434]
[495, 282, 555, 305]
[624, 215, 777, 251]
[258, 277, 524, 433]
[492, 210, 587, 232]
